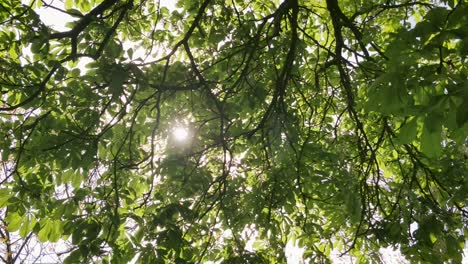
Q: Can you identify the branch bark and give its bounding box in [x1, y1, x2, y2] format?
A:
[48, 0, 121, 60]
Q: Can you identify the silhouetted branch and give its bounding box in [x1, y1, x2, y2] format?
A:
[0, 66, 58, 112]
[48, 0, 123, 60]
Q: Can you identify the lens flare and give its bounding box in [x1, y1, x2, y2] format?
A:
[173, 127, 189, 141]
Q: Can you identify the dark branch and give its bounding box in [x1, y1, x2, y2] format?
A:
[0, 66, 58, 112]
[48, 0, 121, 60]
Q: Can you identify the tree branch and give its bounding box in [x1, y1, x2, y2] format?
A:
[248, 0, 299, 137]
[0, 66, 58, 112]
[48, 0, 121, 60]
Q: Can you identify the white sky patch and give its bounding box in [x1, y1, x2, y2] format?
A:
[286, 240, 305, 264]
[172, 126, 189, 142]
[27, 1, 73, 31]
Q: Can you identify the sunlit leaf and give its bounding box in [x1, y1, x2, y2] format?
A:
[6, 212, 22, 232]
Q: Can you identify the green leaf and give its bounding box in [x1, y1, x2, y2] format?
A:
[64, 0, 73, 10]
[456, 100, 468, 127]
[420, 118, 442, 157]
[1, 143, 10, 160]
[413, 21, 438, 38]
[460, 37, 468, 56]
[127, 48, 133, 59]
[345, 191, 361, 223]
[446, 235, 462, 261]
[85, 221, 101, 240]
[19, 215, 36, 238]
[6, 212, 23, 232]
[49, 220, 63, 242]
[397, 118, 418, 144]
[425, 7, 448, 27]
[63, 250, 82, 264]
[72, 227, 83, 245]
[70, 68, 81, 78]
[109, 65, 127, 96]
[71, 172, 83, 189]
[38, 219, 53, 242]
[0, 188, 12, 206]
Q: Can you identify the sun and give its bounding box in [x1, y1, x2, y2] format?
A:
[172, 126, 189, 142]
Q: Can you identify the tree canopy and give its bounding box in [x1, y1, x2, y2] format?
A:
[0, 0, 467, 263]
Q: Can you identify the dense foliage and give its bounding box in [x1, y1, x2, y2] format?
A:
[0, 0, 467, 263]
